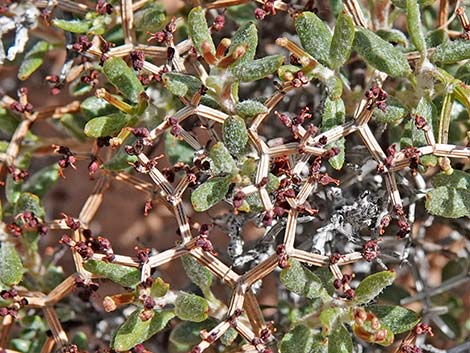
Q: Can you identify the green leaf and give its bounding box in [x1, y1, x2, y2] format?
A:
[135, 3, 166, 33]
[18, 41, 50, 80]
[220, 327, 238, 346]
[425, 29, 448, 48]
[181, 255, 213, 290]
[150, 277, 170, 297]
[169, 319, 217, 347]
[175, 293, 209, 322]
[210, 142, 237, 175]
[235, 100, 267, 118]
[84, 112, 131, 138]
[432, 39, 470, 64]
[83, 259, 141, 287]
[295, 11, 332, 66]
[406, 0, 426, 53]
[222, 115, 248, 156]
[367, 305, 419, 334]
[0, 243, 23, 287]
[15, 192, 45, 219]
[164, 132, 194, 165]
[353, 28, 411, 78]
[234, 55, 284, 82]
[329, 12, 355, 69]
[425, 186, 470, 218]
[191, 176, 231, 212]
[104, 136, 138, 171]
[22, 164, 59, 198]
[355, 271, 396, 304]
[103, 57, 144, 103]
[112, 309, 174, 351]
[279, 324, 314, 353]
[373, 101, 407, 123]
[81, 96, 118, 119]
[431, 170, 470, 189]
[320, 307, 343, 335]
[322, 97, 345, 170]
[60, 114, 88, 140]
[0, 106, 20, 134]
[328, 324, 352, 353]
[228, 22, 258, 69]
[162, 72, 202, 98]
[5, 175, 22, 204]
[280, 259, 325, 299]
[52, 18, 90, 33]
[376, 29, 409, 47]
[188, 6, 215, 57]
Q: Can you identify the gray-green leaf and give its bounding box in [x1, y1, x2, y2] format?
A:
[353, 28, 411, 78]
[112, 309, 174, 351]
[406, 0, 426, 53]
[367, 305, 419, 334]
[188, 7, 215, 57]
[84, 113, 131, 138]
[235, 100, 268, 118]
[175, 293, 209, 322]
[52, 18, 90, 33]
[0, 243, 23, 287]
[191, 176, 231, 212]
[279, 325, 314, 353]
[280, 259, 325, 299]
[228, 22, 258, 69]
[18, 41, 50, 80]
[295, 11, 332, 66]
[432, 40, 470, 64]
[222, 115, 248, 156]
[181, 255, 213, 290]
[162, 72, 202, 98]
[210, 142, 238, 175]
[234, 55, 284, 82]
[103, 57, 144, 103]
[328, 324, 352, 353]
[425, 185, 470, 218]
[83, 259, 141, 287]
[355, 271, 396, 304]
[322, 97, 345, 170]
[329, 12, 355, 69]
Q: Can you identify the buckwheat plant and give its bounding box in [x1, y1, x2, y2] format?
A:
[1, 0, 470, 352]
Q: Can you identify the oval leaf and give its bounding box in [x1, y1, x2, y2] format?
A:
[425, 186, 470, 218]
[0, 243, 24, 287]
[353, 28, 411, 78]
[175, 293, 209, 322]
[235, 100, 267, 118]
[162, 72, 202, 98]
[432, 39, 470, 64]
[188, 7, 215, 57]
[191, 176, 231, 212]
[84, 113, 130, 138]
[228, 22, 258, 69]
[103, 57, 144, 103]
[328, 323, 352, 353]
[234, 54, 284, 82]
[18, 41, 50, 80]
[112, 309, 174, 351]
[367, 305, 419, 334]
[83, 259, 141, 287]
[222, 115, 248, 156]
[406, 0, 426, 53]
[295, 11, 332, 66]
[329, 12, 355, 69]
[322, 97, 345, 170]
[210, 142, 237, 175]
[279, 324, 314, 353]
[181, 255, 213, 290]
[355, 271, 396, 304]
[52, 18, 90, 33]
[280, 259, 325, 299]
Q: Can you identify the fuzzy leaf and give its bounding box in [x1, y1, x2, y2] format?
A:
[373, 101, 407, 123]
[83, 259, 141, 287]
[234, 55, 284, 82]
[5, 175, 23, 205]
[295, 11, 332, 66]
[329, 12, 355, 69]
[228, 22, 258, 69]
[188, 7, 215, 57]
[367, 305, 419, 334]
[235, 100, 267, 118]
[18, 41, 50, 80]
[376, 29, 408, 47]
[320, 307, 343, 335]
[175, 293, 209, 322]
[191, 176, 231, 212]
[353, 28, 411, 78]
[279, 325, 313, 353]
[169, 319, 216, 347]
[103, 57, 144, 103]
[135, 3, 166, 32]
[164, 132, 194, 164]
[84, 113, 130, 138]
[81, 96, 117, 119]
[406, 0, 426, 53]
[210, 142, 237, 175]
[431, 170, 470, 189]
[0, 107, 20, 134]
[150, 277, 170, 297]
[162, 72, 202, 98]
[222, 115, 248, 156]
[355, 271, 396, 304]
[22, 164, 60, 198]
[15, 192, 45, 219]
[112, 309, 174, 351]
[328, 323, 352, 353]
[280, 259, 325, 299]
[0, 243, 23, 287]
[432, 40, 470, 64]
[52, 18, 90, 33]
[425, 186, 470, 218]
[181, 255, 213, 290]
[322, 97, 345, 170]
